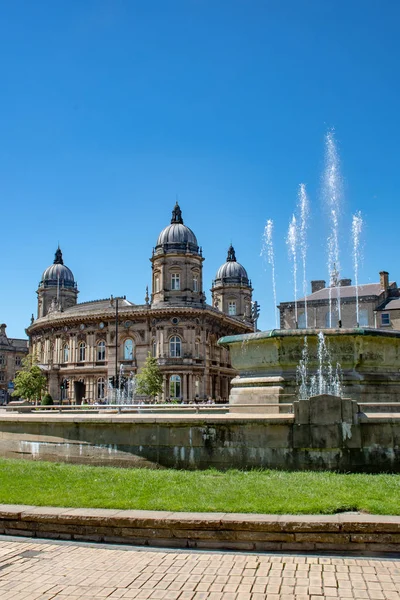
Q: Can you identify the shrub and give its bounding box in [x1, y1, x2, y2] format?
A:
[41, 393, 53, 406]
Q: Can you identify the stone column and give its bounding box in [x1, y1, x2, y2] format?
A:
[182, 373, 187, 402]
[188, 374, 193, 402]
[216, 375, 221, 400]
[163, 375, 168, 402]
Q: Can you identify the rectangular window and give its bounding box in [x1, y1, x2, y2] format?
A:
[171, 273, 180, 290]
[228, 301, 236, 316]
[15, 356, 22, 367]
[0, 355, 5, 366]
[381, 313, 390, 326]
[359, 309, 368, 327]
[0, 373, 4, 382]
[193, 276, 198, 292]
[298, 312, 306, 328]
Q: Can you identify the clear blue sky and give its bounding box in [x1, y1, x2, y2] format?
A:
[1, 1, 400, 338]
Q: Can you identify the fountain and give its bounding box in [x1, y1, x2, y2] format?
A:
[107, 366, 137, 405]
[286, 214, 298, 327]
[352, 211, 363, 326]
[219, 130, 400, 412]
[261, 219, 278, 328]
[297, 332, 342, 400]
[325, 128, 342, 328]
[298, 183, 309, 328]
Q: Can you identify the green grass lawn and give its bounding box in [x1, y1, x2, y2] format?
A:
[0, 458, 399, 515]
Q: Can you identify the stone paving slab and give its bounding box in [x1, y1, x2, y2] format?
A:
[2, 506, 400, 554]
[0, 535, 400, 600]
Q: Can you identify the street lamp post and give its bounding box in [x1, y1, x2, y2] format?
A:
[115, 297, 119, 403]
[251, 300, 260, 332]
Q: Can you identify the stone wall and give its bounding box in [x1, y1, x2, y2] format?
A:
[0, 395, 399, 472]
[2, 505, 400, 553]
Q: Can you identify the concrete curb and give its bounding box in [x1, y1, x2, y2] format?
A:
[1, 505, 400, 554]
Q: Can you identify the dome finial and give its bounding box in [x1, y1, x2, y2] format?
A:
[171, 201, 183, 225]
[54, 246, 64, 265]
[227, 244, 236, 262]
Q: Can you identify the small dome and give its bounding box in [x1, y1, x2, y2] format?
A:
[40, 248, 76, 289]
[155, 202, 200, 254]
[214, 245, 249, 286]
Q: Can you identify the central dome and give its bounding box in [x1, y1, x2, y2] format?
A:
[40, 247, 76, 289]
[155, 202, 200, 254]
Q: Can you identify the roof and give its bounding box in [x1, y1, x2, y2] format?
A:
[154, 203, 200, 255]
[214, 245, 250, 286]
[214, 261, 249, 285]
[40, 247, 75, 288]
[298, 282, 396, 302]
[9, 339, 28, 351]
[379, 298, 400, 311]
[156, 223, 198, 249]
[66, 298, 135, 314]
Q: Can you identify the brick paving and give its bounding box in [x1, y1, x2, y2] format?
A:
[0, 537, 399, 600]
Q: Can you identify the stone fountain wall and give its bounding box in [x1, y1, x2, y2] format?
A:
[0, 394, 399, 472]
[219, 328, 400, 410]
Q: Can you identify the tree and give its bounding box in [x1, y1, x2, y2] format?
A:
[12, 356, 47, 404]
[136, 353, 163, 402]
[41, 393, 53, 406]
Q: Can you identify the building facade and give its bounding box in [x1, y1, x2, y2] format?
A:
[27, 203, 255, 403]
[278, 271, 400, 330]
[0, 324, 29, 403]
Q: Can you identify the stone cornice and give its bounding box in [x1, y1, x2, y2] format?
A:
[27, 305, 252, 336]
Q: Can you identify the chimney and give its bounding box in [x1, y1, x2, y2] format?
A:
[311, 280, 326, 293]
[379, 271, 389, 292]
[339, 278, 352, 287]
[0, 324, 6, 335]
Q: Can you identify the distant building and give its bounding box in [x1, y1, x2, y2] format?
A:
[27, 203, 255, 403]
[0, 324, 29, 403]
[278, 271, 400, 330]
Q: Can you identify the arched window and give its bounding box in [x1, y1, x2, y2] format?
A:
[228, 301, 236, 316]
[152, 339, 157, 357]
[169, 375, 181, 399]
[155, 276, 160, 293]
[193, 275, 198, 292]
[79, 342, 86, 362]
[123, 339, 134, 360]
[97, 341, 106, 361]
[97, 377, 105, 399]
[170, 336, 181, 358]
[63, 344, 69, 363]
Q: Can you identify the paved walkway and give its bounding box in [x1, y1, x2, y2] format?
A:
[0, 536, 399, 600]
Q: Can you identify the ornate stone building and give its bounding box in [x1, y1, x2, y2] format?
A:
[0, 324, 29, 403]
[27, 203, 255, 403]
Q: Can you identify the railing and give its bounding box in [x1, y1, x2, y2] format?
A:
[5, 402, 294, 415]
[358, 402, 400, 413]
[5, 403, 231, 415]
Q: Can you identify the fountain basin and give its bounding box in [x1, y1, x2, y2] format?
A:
[218, 328, 400, 411]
